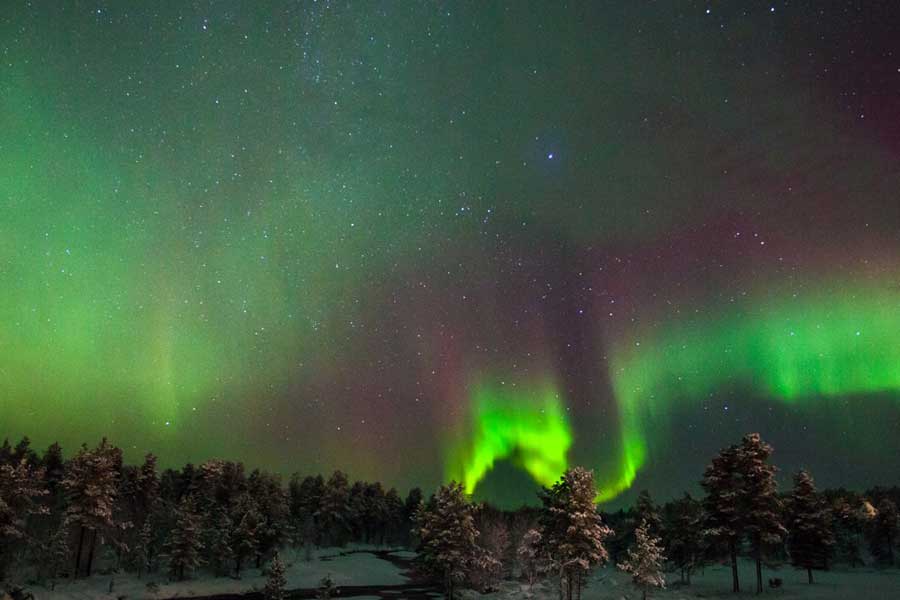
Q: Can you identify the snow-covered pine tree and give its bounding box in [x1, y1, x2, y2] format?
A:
[288, 474, 324, 547]
[348, 480, 367, 543]
[869, 498, 899, 565]
[133, 519, 153, 577]
[62, 438, 123, 578]
[316, 573, 337, 599]
[618, 519, 665, 600]
[0, 457, 48, 577]
[264, 551, 287, 600]
[206, 507, 235, 576]
[787, 469, 834, 583]
[45, 523, 70, 590]
[701, 442, 742, 593]
[635, 490, 662, 538]
[12, 436, 39, 469]
[471, 545, 502, 593]
[538, 467, 612, 600]
[517, 528, 545, 589]
[317, 471, 351, 546]
[231, 494, 261, 577]
[42, 442, 67, 520]
[739, 433, 786, 594]
[663, 493, 703, 584]
[831, 494, 866, 567]
[383, 487, 406, 545]
[137, 453, 160, 526]
[163, 494, 205, 580]
[249, 470, 290, 567]
[363, 481, 388, 545]
[0, 439, 12, 466]
[413, 481, 480, 600]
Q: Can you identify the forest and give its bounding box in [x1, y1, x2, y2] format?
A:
[0, 433, 898, 599]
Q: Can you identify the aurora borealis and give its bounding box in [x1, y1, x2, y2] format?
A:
[445, 380, 573, 496]
[1, 2, 899, 507]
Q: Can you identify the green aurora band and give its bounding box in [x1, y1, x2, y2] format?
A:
[446, 381, 573, 496]
[448, 285, 899, 503]
[607, 285, 900, 499]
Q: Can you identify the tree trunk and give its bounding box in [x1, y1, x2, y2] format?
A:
[642, 589, 647, 600]
[808, 567, 813, 584]
[687, 565, 691, 585]
[86, 529, 97, 577]
[755, 554, 762, 594]
[730, 540, 740, 593]
[74, 526, 86, 578]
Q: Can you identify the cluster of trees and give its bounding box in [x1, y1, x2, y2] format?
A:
[412, 433, 900, 599]
[0, 436, 423, 585]
[414, 467, 617, 600]
[1, 432, 898, 598]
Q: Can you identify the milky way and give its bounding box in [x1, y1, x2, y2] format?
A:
[1, 2, 898, 507]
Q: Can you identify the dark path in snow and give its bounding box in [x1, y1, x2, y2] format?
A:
[170, 550, 443, 600]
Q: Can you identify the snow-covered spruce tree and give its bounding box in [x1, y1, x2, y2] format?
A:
[0, 457, 48, 578]
[538, 467, 612, 600]
[264, 551, 287, 600]
[517, 528, 545, 589]
[618, 519, 665, 600]
[663, 493, 704, 585]
[787, 470, 835, 583]
[869, 498, 899, 565]
[163, 494, 205, 580]
[62, 438, 124, 578]
[739, 433, 786, 594]
[413, 481, 480, 599]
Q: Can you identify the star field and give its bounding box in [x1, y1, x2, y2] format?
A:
[1, 1, 898, 507]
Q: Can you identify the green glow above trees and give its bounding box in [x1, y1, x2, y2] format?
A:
[446, 380, 573, 496]
[607, 285, 900, 498]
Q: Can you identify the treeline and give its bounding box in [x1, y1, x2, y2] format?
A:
[412, 433, 900, 599]
[1, 433, 898, 597]
[0, 436, 423, 585]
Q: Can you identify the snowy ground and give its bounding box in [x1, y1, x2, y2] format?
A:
[463, 559, 900, 600]
[30, 545, 412, 600]
[23, 552, 900, 599]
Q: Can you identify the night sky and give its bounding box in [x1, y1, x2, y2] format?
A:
[2, 1, 898, 508]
